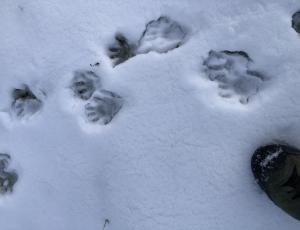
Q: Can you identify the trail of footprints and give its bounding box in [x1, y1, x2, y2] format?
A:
[1, 12, 300, 194]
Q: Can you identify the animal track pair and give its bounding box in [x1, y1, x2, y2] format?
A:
[203, 50, 265, 104]
[108, 16, 187, 66]
[71, 70, 123, 125]
[0, 154, 18, 195]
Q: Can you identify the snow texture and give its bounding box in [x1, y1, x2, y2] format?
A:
[1, 0, 300, 230]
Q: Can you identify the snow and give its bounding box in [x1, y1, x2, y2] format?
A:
[261, 148, 283, 168]
[1, 0, 300, 229]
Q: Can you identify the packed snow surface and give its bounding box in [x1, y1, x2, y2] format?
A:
[1, 0, 300, 229]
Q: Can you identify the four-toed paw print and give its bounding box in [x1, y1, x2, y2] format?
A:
[11, 85, 43, 119]
[71, 70, 100, 100]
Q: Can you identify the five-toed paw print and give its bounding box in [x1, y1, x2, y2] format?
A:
[85, 90, 123, 125]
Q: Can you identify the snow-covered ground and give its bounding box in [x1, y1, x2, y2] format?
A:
[1, 0, 300, 229]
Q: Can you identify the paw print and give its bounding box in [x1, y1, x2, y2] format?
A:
[107, 33, 135, 67]
[84, 90, 123, 125]
[0, 154, 18, 195]
[137, 16, 186, 54]
[11, 85, 43, 118]
[71, 70, 100, 100]
[203, 50, 265, 104]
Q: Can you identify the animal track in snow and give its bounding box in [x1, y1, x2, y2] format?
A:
[137, 16, 186, 54]
[84, 90, 123, 125]
[203, 50, 265, 104]
[292, 11, 300, 33]
[71, 70, 101, 100]
[69, 70, 123, 126]
[11, 85, 43, 119]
